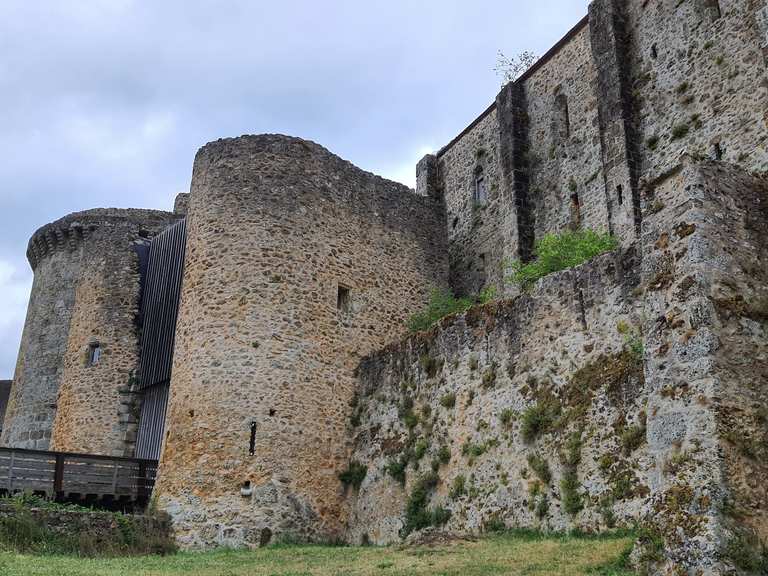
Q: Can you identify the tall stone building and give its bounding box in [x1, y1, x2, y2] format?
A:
[2, 0, 767, 573]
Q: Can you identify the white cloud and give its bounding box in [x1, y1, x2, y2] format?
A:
[0, 259, 32, 378]
[378, 144, 437, 189]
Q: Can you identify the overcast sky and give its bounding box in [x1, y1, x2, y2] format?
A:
[0, 0, 589, 378]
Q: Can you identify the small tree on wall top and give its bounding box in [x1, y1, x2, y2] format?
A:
[494, 50, 538, 85]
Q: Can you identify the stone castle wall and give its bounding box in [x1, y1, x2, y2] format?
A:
[1, 209, 179, 453]
[346, 248, 644, 544]
[344, 158, 768, 574]
[626, 0, 768, 181]
[153, 135, 449, 548]
[432, 0, 767, 301]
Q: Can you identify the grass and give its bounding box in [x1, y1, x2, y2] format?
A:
[0, 531, 637, 576]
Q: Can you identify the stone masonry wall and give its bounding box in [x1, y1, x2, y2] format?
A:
[345, 159, 768, 574]
[154, 134, 449, 549]
[437, 108, 505, 297]
[523, 24, 611, 244]
[50, 210, 179, 457]
[639, 159, 768, 573]
[626, 0, 768, 180]
[434, 0, 767, 305]
[1, 209, 178, 453]
[345, 249, 647, 545]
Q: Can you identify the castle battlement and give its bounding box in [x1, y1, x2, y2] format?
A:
[26, 208, 180, 270]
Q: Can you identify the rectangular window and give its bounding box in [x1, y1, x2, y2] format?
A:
[87, 343, 101, 366]
[474, 173, 487, 205]
[337, 285, 351, 313]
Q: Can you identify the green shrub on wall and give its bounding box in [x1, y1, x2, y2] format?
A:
[408, 287, 496, 333]
[507, 230, 618, 290]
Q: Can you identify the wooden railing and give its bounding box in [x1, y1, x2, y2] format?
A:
[0, 447, 157, 505]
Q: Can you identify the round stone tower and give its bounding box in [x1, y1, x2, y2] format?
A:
[154, 134, 448, 548]
[1, 208, 180, 454]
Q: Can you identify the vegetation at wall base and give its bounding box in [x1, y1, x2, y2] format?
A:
[408, 287, 496, 333]
[0, 528, 638, 575]
[507, 230, 618, 290]
[0, 494, 175, 558]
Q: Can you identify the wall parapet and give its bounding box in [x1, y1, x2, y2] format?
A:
[26, 208, 179, 271]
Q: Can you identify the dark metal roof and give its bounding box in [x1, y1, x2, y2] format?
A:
[0, 380, 12, 433]
[138, 218, 187, 390]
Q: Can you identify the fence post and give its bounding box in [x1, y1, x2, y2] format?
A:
[53, 454, 64, 498]
[138, 460, 148, 501]
[8, 450, 15, 493]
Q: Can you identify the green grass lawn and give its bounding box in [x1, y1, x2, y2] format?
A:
[0, 532, 636, 576]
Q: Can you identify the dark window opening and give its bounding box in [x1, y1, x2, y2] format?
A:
[269, 408, 276, 417]
[650, 44, 658, 59]
[713, 142, 724, 160]
[710, 0, 722, 19]
[87, 343, 101, 366]
[452, 216, 459, 229]
[337, 285, 351, 313]
[249, 421, 257, 455]
[570, 193, 582, 230]
[554, 93, 570, 141]
[616, 184, 624, 206]
[474, 167, 488, 205]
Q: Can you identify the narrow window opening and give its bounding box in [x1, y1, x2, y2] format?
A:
[337, 285, 351, 313]
[711, 0, 722, 19]
[650, 44, 658, 59]
[616, 184, 624, 206]
[87, 343, 101, 366]
[713, 142, 724, 160]
[269, 408, 276, 417]
[554, 93, 570, 142]
[570, 193, 582, 230]
[701, 0, 722, 20]
[452, 216, 459, 229]
[249, 421, 257, 455]
[473, 167, 487, 206]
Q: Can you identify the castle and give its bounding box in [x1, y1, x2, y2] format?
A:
[2, 0, 768, 573]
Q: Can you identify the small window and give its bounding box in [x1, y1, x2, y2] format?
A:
[570, 193, 582, 230]
[474, 168, 488, 205]
[650, 44, 658, 59]
[616, 184, 624, 206]
[554, 93, 570, 141]
[87, 343, 101, 366]
[337, 285, 351, 313]
[249, 421, 257, 455]
[710, 0, 721, 19]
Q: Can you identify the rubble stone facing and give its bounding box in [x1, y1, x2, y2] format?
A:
[345, 160, 768, 574]
[2, 1, 767, 573]
[1, 209, 178, 453]
[153, 134, 448, 548]
[438, 108, 504, 297]
[626, 0, 768, 179]
[347, 250, 645, 544]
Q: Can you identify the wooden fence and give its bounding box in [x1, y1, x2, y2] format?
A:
[0, 447, 157, 504]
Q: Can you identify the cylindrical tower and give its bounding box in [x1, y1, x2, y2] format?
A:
[154, 134, 448, 548]
[1, 208, 180, 455]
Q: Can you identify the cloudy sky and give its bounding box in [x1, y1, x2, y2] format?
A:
[0, 0, 589, 378]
